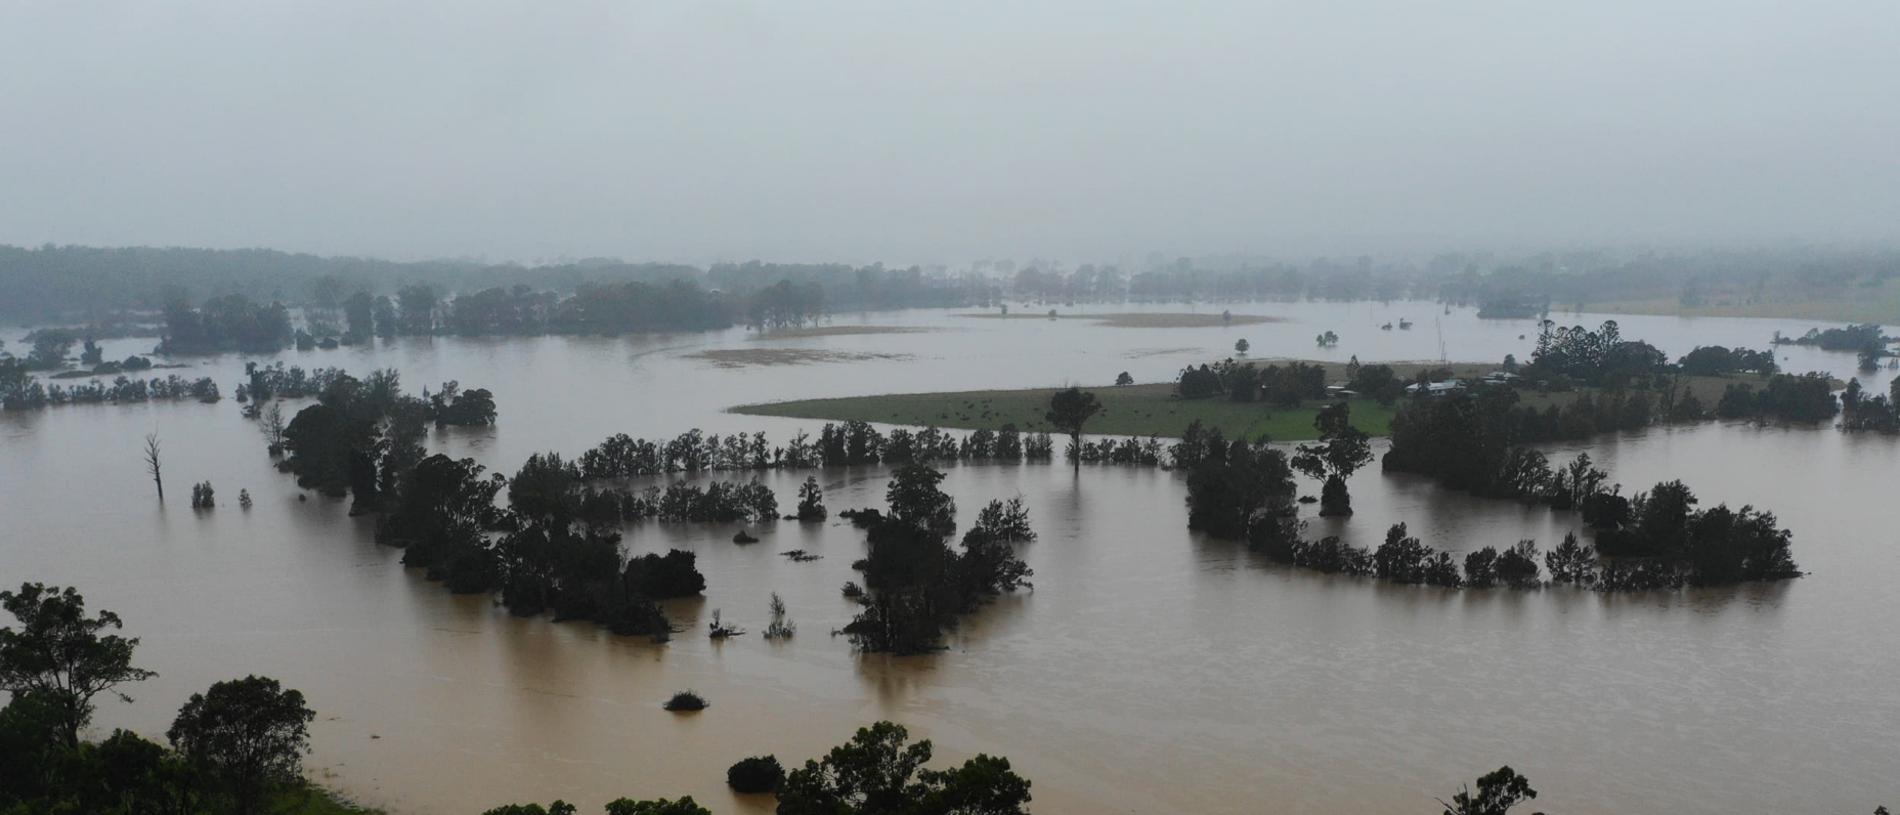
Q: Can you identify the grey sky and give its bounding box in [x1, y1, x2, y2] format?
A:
[2, 1, 1896, 266]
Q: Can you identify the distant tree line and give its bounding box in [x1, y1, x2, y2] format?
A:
[9, 242, 1900, 327]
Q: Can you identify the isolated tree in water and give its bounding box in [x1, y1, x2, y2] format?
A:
[1439, 766, 1540, 815]
[143, 433, 164, 500]
[0, 583, 157, 748]
[1045, 387, 1102, 470]
[796, 475, 827, 521]
[1234, 338, 1250, 355]
[1292, 402, 1374, 516]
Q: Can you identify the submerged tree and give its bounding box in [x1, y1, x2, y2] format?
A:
[1292, 402, 1374, 516]
[0, 583, 158, 748]
[143, 433, 164, 501]
[796, 475, 827, 521]
[1045, 387, 1102, 470]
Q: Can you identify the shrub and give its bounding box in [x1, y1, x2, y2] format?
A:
[662, 691, 707, 712]
[726, 755, 785, 793]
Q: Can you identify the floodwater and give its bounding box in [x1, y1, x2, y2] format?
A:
[1, 302, 1896, 814]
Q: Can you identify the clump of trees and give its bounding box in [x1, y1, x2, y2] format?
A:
[1247, 486, 1796, 592]
[279, 369, 430, 512]
[371, 452, 686, 639]
[158, 294, 295, 354]
[575, 423, 1056, 477]
[777, 721, 1031, 815]
[1293, 402, 1373, 516]
[1344, 357, 1405, 404]
[842, 466, 1035, 654]
[190, 481, 217, 509]
[238, 362, 349, 401]
[1, 365, 220, 410]
[1183, 433, 1296, 540]
[1, 584, 333, 815]
[1176, 359, 1326, 405]
[1677, 345, 1778, 376]
[1713, 373, 1840, 423]
[1523, 319, 1668, 386]
[1840, 377, 1900, 433]
[426, 380, 498, 426]
[1774, 323, 1889, 353]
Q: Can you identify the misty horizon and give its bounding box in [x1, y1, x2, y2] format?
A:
[4, 2, 1898, 266]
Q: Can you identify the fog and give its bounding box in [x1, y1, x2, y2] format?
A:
[3, 1, 1896, 265]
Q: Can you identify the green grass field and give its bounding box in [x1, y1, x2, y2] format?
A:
[736, 383, 1395, 441]
[733, 369, 1786, 442]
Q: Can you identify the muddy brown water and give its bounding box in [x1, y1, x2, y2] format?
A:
[2, 303, 1895, 813]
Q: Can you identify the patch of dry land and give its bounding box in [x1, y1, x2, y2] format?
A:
[956, 311, 1282, 328]
[688, 348, 913, 368]
[747, 325, 933, 340]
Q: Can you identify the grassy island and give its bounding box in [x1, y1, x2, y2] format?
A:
[733, 360, 1794, 441]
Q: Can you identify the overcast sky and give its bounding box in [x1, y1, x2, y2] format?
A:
[2, 1, 1896, 266]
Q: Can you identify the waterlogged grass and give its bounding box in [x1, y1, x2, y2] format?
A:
[736, 383, 1394, 441]
[686, 348, 914, 368]
[747, 325, 933, 340]
[956, 311, 1284, 328]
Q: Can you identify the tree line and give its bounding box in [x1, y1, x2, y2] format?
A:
[0, 367, 219, 411]
[576, 423, 1058, 478]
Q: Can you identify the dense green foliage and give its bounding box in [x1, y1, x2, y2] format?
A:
[167, 676, 315, 815]
[842, 466, 1034, 654]
[727, 755, 786, 794]
[158, 295, 295, 354]
[0, 586, 358, 815]
[1182, 430, 1297, 540]
[0, 583, 158, 748]
[1292, 402, 1374, 516]
[1439, 766, 1538, 815]
[1840, 377, 1900, 433]
[776, 721, 1030, 815]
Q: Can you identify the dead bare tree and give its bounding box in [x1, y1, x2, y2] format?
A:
[258, 402, 288, 456]
[143, 433, 163, 500]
